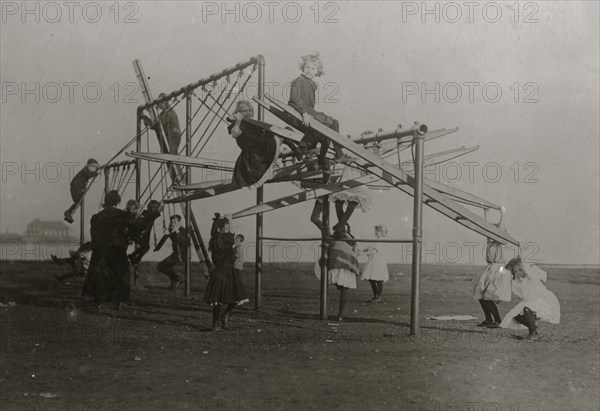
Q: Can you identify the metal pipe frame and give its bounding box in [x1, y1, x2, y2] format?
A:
[137, 56, 262, 112]
[255, 55, 265, 310]
[320, 197, 330, 320]
[105, 159, 136, 170]
[351, 123, 428, 145]
[185, 92, 192, 297]
[410, 131, 426, 335]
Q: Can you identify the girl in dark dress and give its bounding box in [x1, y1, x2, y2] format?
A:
[204, 213, 248, 331]
[229, 100, 301, 187]
[83, 190, 133, 305]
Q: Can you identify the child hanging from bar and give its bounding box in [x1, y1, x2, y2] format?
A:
[51, 242, 93, 282]
[204, 213, 248, 331]
[468, 218, 512, 328]
[500, 256, 560, 341]
[289, 52, 353, 171]
[358, 224, 390, 303]
[64, 158, 100, 223]
[311, 164, 372, 234]
[229, 100, 301, 187]
[154, 214, 187, 290]
[128, 200, 164, 283]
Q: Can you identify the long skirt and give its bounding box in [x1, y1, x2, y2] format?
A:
[204, 265, 248, 305]
[84, 246, 130, 303]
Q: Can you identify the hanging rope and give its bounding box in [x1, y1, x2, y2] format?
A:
[139, 70, 250, 203]
[109, 165, 120, 190]
[138, 92, 210, 202]
[194, 71, 254, 156]
[117, 165, 136, 196]
[115, 165, 129, 192]
[191, 68, 253, 156]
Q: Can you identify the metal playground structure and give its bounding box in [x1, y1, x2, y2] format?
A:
[75, 55, 519, 335]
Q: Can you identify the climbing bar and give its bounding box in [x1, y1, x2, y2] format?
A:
[351, 123, 428, 145]
[104, 159, 136, 170]
[137, 55, 263, 111]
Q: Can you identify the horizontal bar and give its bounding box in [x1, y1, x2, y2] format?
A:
[352, 123, 428, 145]
[258, 236, 412, 243]
[138, 55, 263, 111]
[104, 159, 136, 169]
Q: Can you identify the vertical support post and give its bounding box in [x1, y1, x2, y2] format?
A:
[184, 92, 192, 297]
[135, 110, 142, 204]
[255, 55, 265, 310]
[410, 132, 426, 335]
[79, 198, 85, 246]
[320, 197, 330, 320]
[134, 112, 142, 288]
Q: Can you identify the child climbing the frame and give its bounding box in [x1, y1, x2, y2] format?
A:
[204, 213, 248, 331]
[128, 200, 164, 285]
[289, 52, 352, 171]
[359, 224, 390, 303]
[500, 256, 560, 341]
[310, 164, 372, 234]
[64, 158, 100, 223]
[468, 216, 512, 328]
[128, 200, 163, 264]
[154, 214, 188, 290]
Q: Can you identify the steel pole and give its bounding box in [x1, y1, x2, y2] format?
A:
[320, 197, 330, 320]
[79, 198, 85, 246]
[410, 132, 425, 335]
[255, 55, 265, 310]
[185, 93, 192, 297]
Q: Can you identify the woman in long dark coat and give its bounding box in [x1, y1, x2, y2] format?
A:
[83, 190, 133, 305]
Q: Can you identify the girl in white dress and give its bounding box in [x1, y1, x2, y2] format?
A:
[359, 224, 390, 303]
[500, 256, 560, 341]
[468, 238, 512, 328]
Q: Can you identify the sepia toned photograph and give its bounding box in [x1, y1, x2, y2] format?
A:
[1, 1, 598, 410]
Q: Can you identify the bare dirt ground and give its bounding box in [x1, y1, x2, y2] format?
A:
[1, 261, 598, 411]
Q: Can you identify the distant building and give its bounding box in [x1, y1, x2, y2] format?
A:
[23, 219, 76, 243]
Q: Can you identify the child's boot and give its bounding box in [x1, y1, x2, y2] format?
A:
[522, 307, 541, 340]
[64, 211, 74, 224]
[477, 299, 493, 327]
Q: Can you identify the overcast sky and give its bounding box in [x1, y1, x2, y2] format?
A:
[1, 1, 598, 265]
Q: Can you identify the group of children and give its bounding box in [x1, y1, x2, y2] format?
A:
[469, 220, 561, 340]
[55, 51, 560, 338]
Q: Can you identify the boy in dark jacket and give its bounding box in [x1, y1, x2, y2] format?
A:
[64, 158, 100, 223]
[155, 214, 188, 290]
